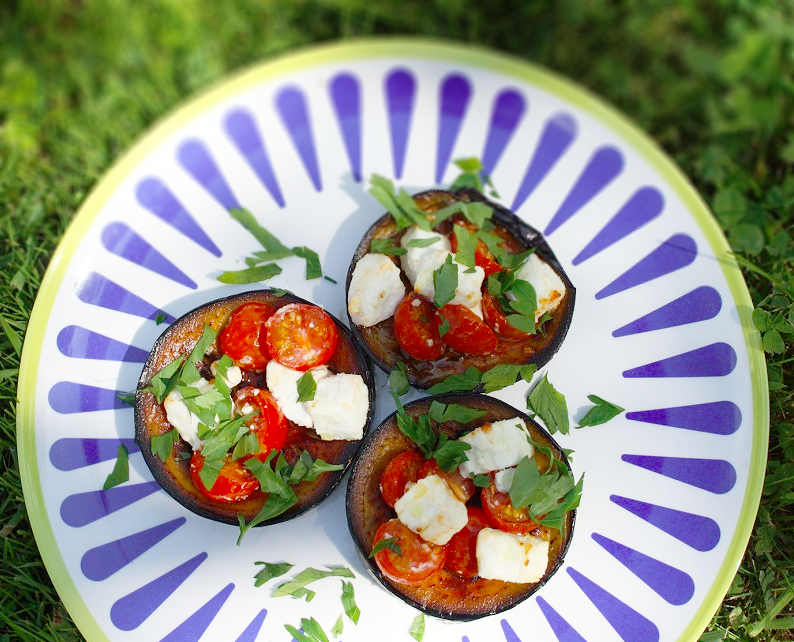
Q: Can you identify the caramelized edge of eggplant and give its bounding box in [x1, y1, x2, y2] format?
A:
[134, 289, 375, 527]
[346, 393, 576, 621]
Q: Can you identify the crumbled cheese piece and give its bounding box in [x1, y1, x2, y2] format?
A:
[510, 253, 566, 321]
[476, 528, 550, 583]
[162, 378, 214, 450]
[457, 418, 535, 478]
[306, 373, 369, 441]
[266, 361, 330, 427]
[394, 474, 468, 545]
[411, 249, 485, 309]
[348, 253, 406, 327]
[400, 227, 451, 283]
[494, 467, 516, 493]
[210, 360, 243, 387]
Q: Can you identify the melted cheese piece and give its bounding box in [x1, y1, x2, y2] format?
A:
[394, 474, 468, 545]
[510, 253, 566, 321]
[411, 249, 485, 309]
[476, 528, 550, 583]
[457, 418, 535, 478]
[266, 361, 330, 427]
[347, 253, 406, 327]
[306, 373, 369, 441]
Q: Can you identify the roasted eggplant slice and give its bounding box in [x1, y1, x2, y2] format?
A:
[346, 188, 575, 389]
[346, 394, 576, 621]
[135, 289, 374, 528]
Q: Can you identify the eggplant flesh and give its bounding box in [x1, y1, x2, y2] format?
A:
[345, 188, 575, 389]
[346, 393, 575, 621]
[135, 289, 374, 527]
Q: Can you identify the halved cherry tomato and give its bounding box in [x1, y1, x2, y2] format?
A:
[233, 388, 289, 462]
[444, 506, 490, 578]
[219, 302, 273, 369]
[393, 293, 445, 360]
[372, 518, 446, 585]
[481, 290, 532, 341]
[380, 450, 424, 508]
[436, 304, 497, 355]
[265, 303, 338, 371]
[449, 221, 503, 277]
[190, 451, 260, 503]
[418, 458, 475, 503]
[481, 476, 541, 535]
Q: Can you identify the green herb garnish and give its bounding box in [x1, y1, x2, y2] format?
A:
[388, 361, 410, 396]
[273, 566, 355, 600]
[481, 363, 537, 393]
[150, 428, 179, 462]
[577, 395, 625, 427]
[102, 444, 129, 490]
[432, 254, 458, 308]
[218, 263, 283, 284]
[427, 400, 487, 425]
[368, 174, 430, 231]
[296, 370, 317, 402]
[425, 366, 482, 394]
[449, 156, 499, 198]
[285, 617, 330, 642]
[370, 238, 407, 255]
[253, 561, 294, 587]
[527, 374, 569, 435]
[341, 580, 360, 624]
[369, 537, 401, 558]
[410, 613, 426, 642]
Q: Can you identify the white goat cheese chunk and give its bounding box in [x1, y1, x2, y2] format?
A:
[494, 467, 516, 493]
[394, 474, 468, 545]
[266, 361, 330, 427]
[400, 227, 451, 283]
[411, 249, 485, 309]
[162, 378, 214, 451]
[457, 418, 535, 478]
[210, 361, 243, 387]
[347, 253, 406, 327]
[306, 373, 369, 441]
[476, 528, 550, 583]
[509, 253, 566, 321]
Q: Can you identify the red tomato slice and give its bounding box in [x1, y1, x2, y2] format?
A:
[481, 291, 531, 340]
[219, 302, 273, 369]
[372, 518, 446, 585]
[444, 506, 490, 578]
[393, 293, 446, 360]
[481, 476, 541, 535]
[449, 221, 503, 277]
[418, 458, 475, 503]
[190, 452, 260, 503]
[265, 303, 338, 371]
[233, 388, 289, 462]
[436, 304, 497, 355]
[380, 450, 424, 508]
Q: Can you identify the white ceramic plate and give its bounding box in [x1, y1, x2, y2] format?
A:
[18, 40, 768, 642]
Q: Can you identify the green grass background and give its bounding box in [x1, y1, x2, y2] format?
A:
[1, 0, 792, 640]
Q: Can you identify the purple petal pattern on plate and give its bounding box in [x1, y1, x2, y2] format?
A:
[610, 495, 720, 551]
[572, 187, 664, 265]
[612, 286, 722, 337]
[567, 568, 660, 642]
[435, 74, 472, 183]
[385, 69, 416, 179]
[159, 583, 234, 642]
[275, 87, 322, 191]
[621, 455, 736, 494]
[623, 342, 737, 378]
[543, 146, 623, 236]
[626, 401, 741, 435]
[481, 89, 526, 176]
[60, 482, 161, 527]
[101, 222, 197, 288]
[48, 382, 131, 414]
[56, 326, 149, 362]
[224, 109, 285, 207]
[110, 553, 208, 631]
[178, 140, 240, 209]
[511, 113, 576, 212]
[596, 234, 698, 300]
[591, 533, 695, 605]
[81, 518, 186, 581]
[536, 596, 589, 642]
[50, 438, 140, 471]
[235, 610, 268, 642]
[76, 273, 173, 322]
[135, 177, 222, 256]
[330, 73, 362, 182]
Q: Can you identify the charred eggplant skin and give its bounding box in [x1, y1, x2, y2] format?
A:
[346, 393, 576, 621]
[345, 188, 575, 389]
[135, 289, 374, 527]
